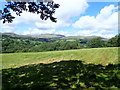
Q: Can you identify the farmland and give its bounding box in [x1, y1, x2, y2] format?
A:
[2, 47, 119, 69]
[2, 47, 120, 89]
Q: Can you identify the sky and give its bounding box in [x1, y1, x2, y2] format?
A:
[0, 0, 119, 38]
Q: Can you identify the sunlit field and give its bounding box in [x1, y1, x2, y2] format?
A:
[2, 47, 119, 69]
[2, 47, 120, 90]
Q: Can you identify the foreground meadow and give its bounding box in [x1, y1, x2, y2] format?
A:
[2, 47, 120, 89]
[2, 47, 119, 69]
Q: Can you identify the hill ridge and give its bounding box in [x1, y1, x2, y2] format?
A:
[1, 32, 106, 39]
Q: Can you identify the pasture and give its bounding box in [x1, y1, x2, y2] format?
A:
[2, 47, 120, 90]
[2, 47, 119, 69]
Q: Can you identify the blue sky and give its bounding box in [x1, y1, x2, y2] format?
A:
[0, 0, 119, 38]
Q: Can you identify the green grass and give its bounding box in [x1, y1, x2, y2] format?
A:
[2, 47, 119, 69]
[66, 39, 76, 42]
[2, 47, 120, 89]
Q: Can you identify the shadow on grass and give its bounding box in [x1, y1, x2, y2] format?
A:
[2, 60, 120, 90]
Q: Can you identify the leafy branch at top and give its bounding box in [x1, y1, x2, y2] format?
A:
[0, 1, 60, 23]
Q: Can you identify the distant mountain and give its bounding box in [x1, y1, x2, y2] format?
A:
[29, 34, 65, 38]
[1, 33, 65, 39]
[1, 33, 29, 37]
[62, 35, 103, 39]
[1, 33, 108, 41]
[0, 33, 18, 36]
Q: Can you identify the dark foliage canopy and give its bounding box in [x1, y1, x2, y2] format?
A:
[0, 1, 60, 23]
[2, 60, 120, 89]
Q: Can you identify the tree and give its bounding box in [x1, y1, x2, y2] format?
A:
[87, 37, 105, 48]
[0, 0, 60, 23]
[107, 34, 120, 47]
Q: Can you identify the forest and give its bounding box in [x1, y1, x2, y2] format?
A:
[1, 33, 120, 53]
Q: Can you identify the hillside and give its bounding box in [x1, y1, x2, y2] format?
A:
[2, 32, 119, 54]
[1, 33, 65, 39]
[31, 34, 65, 38]
[62, 35, 101, 39]
[2, 47, 119, 69]
[1, 33, 106, 40]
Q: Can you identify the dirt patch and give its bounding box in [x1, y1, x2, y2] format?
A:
[19, 58, 69, 67]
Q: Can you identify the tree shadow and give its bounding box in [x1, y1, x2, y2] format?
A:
[2, 60, 120, 90]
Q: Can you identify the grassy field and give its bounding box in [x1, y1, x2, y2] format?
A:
[2, 47, 120, 89]
[2, 47, 119, 69]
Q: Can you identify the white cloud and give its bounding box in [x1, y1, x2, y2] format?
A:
[96, 5, 116, 22]
[0, 22, 16, 33]
[76, 30, 116, 38]
[54, 0, 88, 20]
[23, 28, 55, 35]
[1, 0, 88, 35]
[73, 16, 97, 30]
[23, 28, 70, 36]
[35, 19, 70, 29]
[55, 31, 69, 36]
[91, 34, 116, 39]
[73, 4, 118, 38]
[1, 2, 117, 38]
[10, 10, 43, 25]
[76, 30, 93, 36]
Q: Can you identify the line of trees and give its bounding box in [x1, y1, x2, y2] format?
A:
[1, 34, 120, 53]
[87, 34, 120, 48]
[2, 38, 81, 53]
